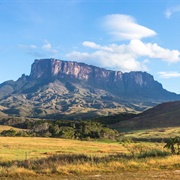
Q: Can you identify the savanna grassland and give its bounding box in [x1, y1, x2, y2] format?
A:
[122, 127, 180, 141]
[0, 136, 180, 180]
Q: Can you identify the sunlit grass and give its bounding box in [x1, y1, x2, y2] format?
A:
[0, 125, 23, 132]
[123, 127, 180, 140]
[0, 137, 180, 179]
[0, 137, 127, 161]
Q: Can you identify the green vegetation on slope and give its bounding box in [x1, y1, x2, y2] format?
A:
[0, 118, 119, 140]
[92, 112, 136, 125]
[121, 127, 180, 142]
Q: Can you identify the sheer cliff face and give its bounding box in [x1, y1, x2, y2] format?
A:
[30, 58, 160, 92]
[0, 58, 179, 118]
[30, 59, 123, 83]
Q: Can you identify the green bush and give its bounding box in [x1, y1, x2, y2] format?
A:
[0, 128, 17, 136]
[138, 149, 170, 158]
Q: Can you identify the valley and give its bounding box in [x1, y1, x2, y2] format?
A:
[1, 1, 180, 179]
[0, 59, 179, 179]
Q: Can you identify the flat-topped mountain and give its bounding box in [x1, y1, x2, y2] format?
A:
[0, 58, 179, 119]
[29, 59, 178, 99]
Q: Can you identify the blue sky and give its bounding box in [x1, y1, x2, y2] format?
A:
[1, 0, 180, 93]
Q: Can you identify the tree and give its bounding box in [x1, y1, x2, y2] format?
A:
[1, 128, 17, 137]
[174, 136, 180, 154]
[164, 136, 180, 154]
[58, 126, 75, 139]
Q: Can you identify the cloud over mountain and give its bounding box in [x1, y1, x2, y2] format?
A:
[67, 39, 180, 72]
[66, 14, 180, 73]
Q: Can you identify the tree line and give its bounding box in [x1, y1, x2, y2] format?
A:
[0, 119, 119, 140]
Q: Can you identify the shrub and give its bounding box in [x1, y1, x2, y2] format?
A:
[138, 149, 170, 158]
[0, 129, 17, 137]
[118, 137, 134, 144]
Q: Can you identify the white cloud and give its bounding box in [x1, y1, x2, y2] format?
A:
[67, 41, 148, 72]
[66, 40, 180, 72]
[82, 41, 101, 49]
[102, 14, 157, 41]
[146, 43, 180, 63]
[165, 5, 180, 19]
[165, 9, 171, 19]
[66, 14, 180, 71]
[42, 43, 52, 50]
[42, 41, 58, 53]
[129, 40, 180, 63]
[19, 41, 58, 57]
[83, 41, 112, 51]
[18, 44, 37, 49]
[158, 71, 180, 78]
[67, 49, 146, 72]
[30, 45, 37, 49]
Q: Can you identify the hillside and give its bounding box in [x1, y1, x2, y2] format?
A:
[0, 58, 179, 119]
[111, 101, 180, 131]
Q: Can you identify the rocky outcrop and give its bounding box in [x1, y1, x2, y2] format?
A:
[30, 59, 123, 83]
[29, 59, 169, 98]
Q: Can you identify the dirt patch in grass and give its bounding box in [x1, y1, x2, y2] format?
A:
[1, 170, 180, 180]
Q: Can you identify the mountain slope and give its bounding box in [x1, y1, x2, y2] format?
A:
[0, 58, 179, 119]
[111, 101, 180, 131]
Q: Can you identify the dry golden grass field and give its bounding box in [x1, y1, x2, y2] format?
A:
[123, 127, 180, 140]
[0, 125, 24, 132]
[0, 136, 180, 179]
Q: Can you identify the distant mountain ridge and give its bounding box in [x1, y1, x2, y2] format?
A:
[111, 101, 180, 131]
[0, 58, 179, 119]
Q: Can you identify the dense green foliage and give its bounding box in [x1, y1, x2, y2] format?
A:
[92, 113, 136, 125]
[33, 120, 119, 139]
[0, 118, 119, 140]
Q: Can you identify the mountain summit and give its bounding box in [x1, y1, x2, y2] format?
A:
[0, 58, 179, 119]
[29, 59, 178, 99]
